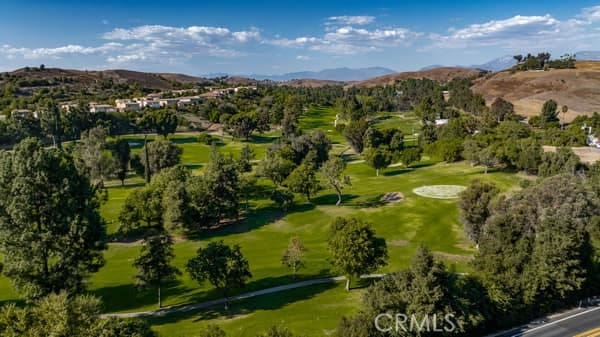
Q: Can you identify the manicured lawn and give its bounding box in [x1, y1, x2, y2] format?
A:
[0, 106, 523, 336]
[148, 283, 361, 337]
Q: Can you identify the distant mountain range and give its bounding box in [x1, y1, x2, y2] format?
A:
[420, 56, 517, 73]
[575, 51, 600, 60]
[203, 67, 396, 82]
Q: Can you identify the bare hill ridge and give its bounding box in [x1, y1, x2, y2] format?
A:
[351, 67, 486, 87]
[472, 61, 600, 121]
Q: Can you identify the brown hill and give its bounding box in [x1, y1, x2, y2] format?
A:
[352, 67, 486, 87]
[3, 67, 206, 91]
[472, 61, 600, 121]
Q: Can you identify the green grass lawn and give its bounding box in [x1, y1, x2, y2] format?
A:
[0, 106, 523, 336]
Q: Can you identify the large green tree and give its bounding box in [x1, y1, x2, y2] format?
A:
[186, 241, 252, 309]
[0, 138, 106, 300]
[284, 163, 319, 202]
[139, 138, 182, 177]
[327, 217, 387, 291]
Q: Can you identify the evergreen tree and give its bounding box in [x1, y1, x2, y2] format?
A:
[133, 230, 180, 308]
[0, 138, 106, 300]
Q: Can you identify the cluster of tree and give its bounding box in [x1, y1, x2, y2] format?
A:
[335, 247, 490, 337]
[120, 147, 242, 235]
[513, 52, 576, 71]
[260, 130, 352, 205]
[0, 138, 156, 336]
[0, 293, 155, 337]
[335, 170, 600, 336]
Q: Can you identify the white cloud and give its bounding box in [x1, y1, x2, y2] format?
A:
[269, 26, 420, 55]
[99, 24, 259, 64]
[326, 15, 375, 26]
[296, 55, 311, 60]
[429, 11, 600, 50]
[0, 43, 122, 59]
[579, 5, 600, 22]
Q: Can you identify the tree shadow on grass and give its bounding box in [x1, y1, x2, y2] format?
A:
[187, 203, 316, 241]
[144, 277, 338, 327]
[184, 163, 203, 170]
[310, 193, 359, 206]
[93, 280, 187, 313]
[248, 134, 280, 144]
[169, 137, 201, 145]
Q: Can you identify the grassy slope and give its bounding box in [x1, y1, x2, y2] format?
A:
[0, 107, 521, 336]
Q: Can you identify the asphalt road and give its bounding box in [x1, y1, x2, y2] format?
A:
[493, 306, 600, 337]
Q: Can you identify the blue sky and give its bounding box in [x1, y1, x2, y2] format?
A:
[1, 0, 600, 75]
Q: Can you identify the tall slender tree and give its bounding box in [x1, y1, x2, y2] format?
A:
[133, 231, 180, 308]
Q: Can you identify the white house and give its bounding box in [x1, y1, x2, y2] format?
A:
[89, 104, 116, 113]
[115, 99, 141, 112]
[11, 109, 36, 119]
[159, 98, 179, 107]
[435, 119, 449, 126]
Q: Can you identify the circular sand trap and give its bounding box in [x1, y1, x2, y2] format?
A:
[412, 185, 466, 199]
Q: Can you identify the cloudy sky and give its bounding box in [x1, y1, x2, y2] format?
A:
[1, 0, 600, 74]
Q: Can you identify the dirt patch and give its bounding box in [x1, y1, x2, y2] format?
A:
[381, 192, 404, 204]
[433, 251, 473, 263]
[389, 239, 409, 247]
[543, 146, 600, 164]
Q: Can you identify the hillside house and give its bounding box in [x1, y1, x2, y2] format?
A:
[115, 99, 141, 112]
[11, 109, 38, 119]
[89, 104, 116, 113]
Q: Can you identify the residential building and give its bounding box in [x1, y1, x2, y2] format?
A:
[89, 103, 116, 113]
[115, 99, 141, 112]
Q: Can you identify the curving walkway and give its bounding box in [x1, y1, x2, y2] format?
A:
[102, 274, 385, 319]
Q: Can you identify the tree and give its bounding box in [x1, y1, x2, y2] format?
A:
[284, 163, 319, 202]
[270, 188, 295, 211]
[186, 241, 252, 309]
[0, 138, 106, 300]
[321, 157, 351, 206]
[109, 138, 131, 186]
[140, 138, 182, 177]
[259, 152, 296, 187]
[538, 147, 580, 177]
[229, 112, 258, 140]
[540, 99, 559, 128]
[140, 109, 178, 137]
[39, 99, 63, 148]
[327, 217, 387, 291]
[399, 147, 422, 168]
[281, 237, 307, 278]
[75, 126, 116, 187]
[363, 147, 391, 176]
[490, 97, 515, 123]
[343, 119, 369, 154]
[561, 105, 569, 129]
[237, 144, 255, 173]
[133, 230, 180, 308]
[0, 293, 156, 337]
[458, 180, 499, 245]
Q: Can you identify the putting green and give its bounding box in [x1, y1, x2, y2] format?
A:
[412, 185, 466, 199]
